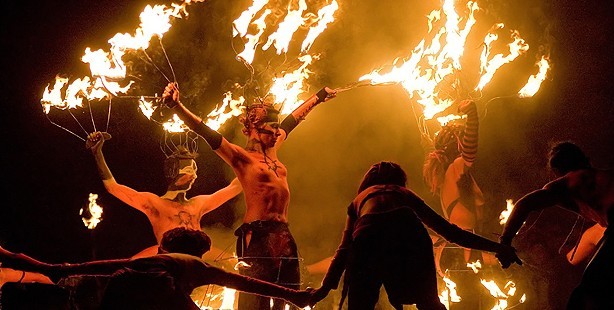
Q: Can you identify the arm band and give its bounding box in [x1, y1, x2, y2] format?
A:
[193, 121, 223, 150]
[280, 114, 299, 137]
[315, 87, 328, 103]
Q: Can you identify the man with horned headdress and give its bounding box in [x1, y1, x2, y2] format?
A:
[86, 132, 242, 259]
[163, 82, 336, 309]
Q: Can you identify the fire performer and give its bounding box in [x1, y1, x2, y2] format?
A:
[423, 100, 495, 264]
[86, 131, 242, 259]
[0, 227, 315, 309]
[311, 161, 521, 310]
[500, 141, 614, 309]
[162, 82, 336, 309]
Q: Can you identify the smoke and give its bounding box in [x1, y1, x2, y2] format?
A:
[120, 0, 569, 270]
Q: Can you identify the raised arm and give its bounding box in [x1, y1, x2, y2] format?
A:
[196, 177, 243, 217]
[458, 100, 478, 167]
[279, 87, 336, 139]
[86, 132, 159, 215]
[162, 83, 246, 168]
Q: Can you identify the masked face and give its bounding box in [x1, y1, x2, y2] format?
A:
[166, 158, 198, 191]
[256, 122, 281, 147]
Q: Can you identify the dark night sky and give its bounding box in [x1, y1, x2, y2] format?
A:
[1, 1, 613, 302]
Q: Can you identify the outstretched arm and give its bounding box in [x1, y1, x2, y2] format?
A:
[0, 246, 131, 282]
[187, 260, 312, 308]
[196, 177, 243, 217]
[400, 189, 520, 267]
[320, 213, 354, 291]
[162, 83, 247, 168]
[458, 100, 478, 168]
[279, 87, 336, 139]
[500, 176, 578, 246]
[86, 132, 159, 216]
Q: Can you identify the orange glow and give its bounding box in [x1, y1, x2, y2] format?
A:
[499, 199, 514, 225]
[518, 56, 550, 98]
[80, 193, 103, 229]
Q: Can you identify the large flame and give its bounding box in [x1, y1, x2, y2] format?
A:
[204, 92, 246, 131]
[359, 0, 479, 120]
[80, 193, 103, 230]
[301, 0, 339, 52]
[41, 0, 204, 113]
[475, 29, 529, 91]
[262, 0, 308, 55]
[268, 55, 316, 116]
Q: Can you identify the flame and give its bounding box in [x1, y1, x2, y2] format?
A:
[163, 114, 189, 133]
[233, 0, 269, 38]
[41, 0, 204, 112]
[301, 0, 339, 52]
[518, 56, 550, 98]
[439, 275, 461, 308]
[204, 92, 246, 130]
[466, 260, 482, 274]
[80, 193, 103, 229]
[234, 260, 252, 270]
[236, 9, 272, 64]
[262, 0, 308, 55]
[480, 279, 519, 310]
[220, 287, 237, 310]
[437, 114, 466, 126]
[359, 0, 479, 120]
[268, 55, 316, 116]
[475, 29, 530, 91]
[499, 199, 515, 225]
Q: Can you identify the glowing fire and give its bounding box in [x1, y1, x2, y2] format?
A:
[231, 0, 338, 123]
[499, 199, 515, 225]
[467, 260, 482, 274]
[80, 193, 103, 229]
[480, 279, 520, 310]
[301, 0, 339, 53]
[439, 275, 461, 308]
[356, 0, 548, 136]
[475, 28, 529, 91]
[359, 0, 479, 120]
[41, 0, 204, 113]
[268, 55, 316, 116]
[204, 92, 246, 131]
[518, 56, 550, 98]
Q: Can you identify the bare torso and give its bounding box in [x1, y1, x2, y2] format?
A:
[235, 151, 290, 223]
[440, 157, 485, 230]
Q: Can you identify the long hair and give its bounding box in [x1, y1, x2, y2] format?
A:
[548, 141, 591, 177]
[357, 161, 407, 193]
[423, 125, 462, 194]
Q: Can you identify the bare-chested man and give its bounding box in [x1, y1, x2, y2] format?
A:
[162, 82, 336, 309]
[86, 131, 242, 259]
[500, 141, 614, 309]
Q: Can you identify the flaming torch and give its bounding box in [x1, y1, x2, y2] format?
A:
[80, 193, 103, 230]
[342, 0, 551, 140]
[41, 0, 205, 142]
